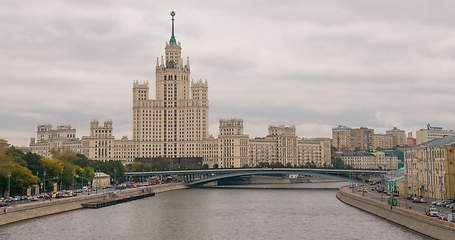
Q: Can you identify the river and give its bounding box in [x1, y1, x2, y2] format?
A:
[0, 182, 428, 240]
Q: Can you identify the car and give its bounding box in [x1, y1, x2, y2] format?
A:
[425, 207, 439, 217]
[438, 213, 448, 221]
[412, 196, 426, 203]
[387, 192, 399, 197]
[447, 203, 455, 209]
[436, 200, 450, 207]
[436, 200, 453, 207]
[442, 200, 455, 208]
[29, 197, 39, 201]
[0, 202, 7, 207]
[431, 200, 442, 205]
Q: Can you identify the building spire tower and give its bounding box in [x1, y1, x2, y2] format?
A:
[170, 11, 176, 45]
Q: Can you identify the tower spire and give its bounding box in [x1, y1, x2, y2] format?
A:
[170, 11, 176, 45]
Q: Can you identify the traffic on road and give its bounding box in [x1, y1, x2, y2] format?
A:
[351, 182, 455, 223]
[0, 175, 180, 209]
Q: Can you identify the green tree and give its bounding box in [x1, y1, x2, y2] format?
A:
[23, 152, 45, 176]
[74, 154, 90, 168]
[129, 162, 152, 172]
[10, 163, 39, 195]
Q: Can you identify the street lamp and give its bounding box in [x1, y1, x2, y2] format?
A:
[60, 170, 63, 192]
[72, 169, 75, 192]
[7, 173, 11, 197]
[43, 171, 47, 193]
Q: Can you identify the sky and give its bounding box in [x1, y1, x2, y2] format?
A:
[1, 0, 455, 146]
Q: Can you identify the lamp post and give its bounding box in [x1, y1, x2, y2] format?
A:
[43, 171, 47, 193]
[7, 173, 11, 198]
[72, 169, 75, 192]
[60, 170, 63, 191]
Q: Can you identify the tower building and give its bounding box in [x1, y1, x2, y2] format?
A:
[133, 11, 209, 159]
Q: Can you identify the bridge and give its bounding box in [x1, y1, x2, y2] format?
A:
[124, 168, 388, 187]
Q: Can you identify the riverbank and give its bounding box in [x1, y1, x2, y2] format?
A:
[337, 186, 455, 240]
[0, 183, 187, 226]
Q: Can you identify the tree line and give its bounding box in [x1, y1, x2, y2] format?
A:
[0, 139, 125, 196]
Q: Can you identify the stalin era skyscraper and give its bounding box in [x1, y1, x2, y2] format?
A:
[132, 11, 209, 159]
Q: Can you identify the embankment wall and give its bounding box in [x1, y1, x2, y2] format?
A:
[0, 183, 187, 226]
[337, 187, 455, 240]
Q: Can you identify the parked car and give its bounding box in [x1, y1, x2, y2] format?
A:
[438, 213, 448, 221]
[413, 196, 426, 203]
[442, 200, 455, 208]
[425, 207, 439, 217]
[0, 202, 7, 207]
[387, 192, 399, 197]
[29, 197, 39, 201]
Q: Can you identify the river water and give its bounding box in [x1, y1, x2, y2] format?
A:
[0, 183, 428, 240]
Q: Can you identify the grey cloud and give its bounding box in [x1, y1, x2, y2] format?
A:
[2, 0, 455, 145]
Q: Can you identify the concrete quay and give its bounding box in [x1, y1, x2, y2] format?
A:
[337, 186, 455, 240]
[0, 183, 187, 226]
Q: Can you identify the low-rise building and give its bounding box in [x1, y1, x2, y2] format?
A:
[337, 151, 398, 170]
[404, 136, 455, 200]
[92, 172, 111, 189]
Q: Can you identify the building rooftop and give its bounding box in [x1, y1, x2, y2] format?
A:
[332, 125, 351, 130]
[94, 172, 110, 178]
[419, 135, 455, 147]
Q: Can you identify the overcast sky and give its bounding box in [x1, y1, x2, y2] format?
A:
[2, 0, 455, 146]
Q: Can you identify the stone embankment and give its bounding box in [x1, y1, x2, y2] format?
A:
[337, 186, 455, 240]
[0, 183, 187, 226]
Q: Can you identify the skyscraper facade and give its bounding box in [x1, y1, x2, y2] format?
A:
[132, 11, 208, 159]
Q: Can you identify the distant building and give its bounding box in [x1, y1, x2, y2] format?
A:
[406, 132, 416, 146]
[30, 121, 136, 164]
[247, 126, 331, 168]
[332, 126, 374, 151]
[92, 172, 111, 189]
[405, 136, 455, 199]
[297, 138, 332, 167]
[29, 124, 82, 157]
[386, 127, 406, 147]
[416, 123, 455, 145]
[217, 119, 249, 168]
[350, 127, 374, 151]
[337, 151, 398, 170]
[81, 120, 136, 163]
[332, 125, 352, 151]
[372, 134, 394, 149]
